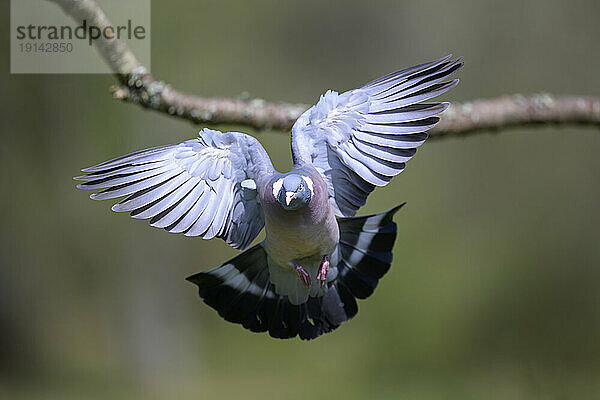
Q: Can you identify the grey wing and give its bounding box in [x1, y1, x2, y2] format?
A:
[75, 128, 275, 250]
[291, 55, 463, 216]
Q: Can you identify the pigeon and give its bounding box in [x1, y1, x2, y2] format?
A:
[76, 55, 463, 340]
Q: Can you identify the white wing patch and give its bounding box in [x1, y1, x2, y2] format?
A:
[241, 179, 256, 190]
[272, 177, 284, 198]
[302, 176, 314, 196]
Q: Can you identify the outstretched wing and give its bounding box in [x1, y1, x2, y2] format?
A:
[291, 55, 463, 216]
[75, 128, 275, 250]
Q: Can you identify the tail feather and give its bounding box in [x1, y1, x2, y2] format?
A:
[187, 203, 404, 340]
[335, 203, 404, 299]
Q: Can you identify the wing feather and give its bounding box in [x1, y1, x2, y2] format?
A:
[89, 169, 182, 201]
[130, 177, 201, 219]
[168, 185, 213, 233]
[369, 80, 459, 113]
[112, 172, 188, 213]
[76, 128, 275, 250]
[291, 55, 462, 216]
[365, 102, 449, 124]
[149, 181, 204, 228]
[364, 54, 453, 93]
[359, 117, 439, 135]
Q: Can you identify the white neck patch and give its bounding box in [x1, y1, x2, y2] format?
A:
[302, 176, 314, 195]
[272, 178, 284, 198]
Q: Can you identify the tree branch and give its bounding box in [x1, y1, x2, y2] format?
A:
[48, 0, 600, 137]
[50, 0, 141, 78]
[429, 94, 600, 139]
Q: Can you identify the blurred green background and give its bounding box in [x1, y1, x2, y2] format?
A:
[2, 0, 600, 399]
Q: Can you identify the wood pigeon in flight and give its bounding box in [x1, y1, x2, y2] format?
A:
[76, 55, 463, 340]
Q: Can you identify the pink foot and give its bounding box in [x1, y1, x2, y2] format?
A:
[294, 264, 311, 288]
[316, 255, 330, 287]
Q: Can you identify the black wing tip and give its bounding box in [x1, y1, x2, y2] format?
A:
[418, 53, 455, 68]
[438, 102, 451, 113]
[80, 162, 108, 173]
[439, 54, 466, 68]
[435, 54, 453, 64]
[74, 171, 99, 183]
[363, 54, 455, 88]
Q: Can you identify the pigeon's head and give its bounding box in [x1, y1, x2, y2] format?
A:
[273, 174, 314, 211]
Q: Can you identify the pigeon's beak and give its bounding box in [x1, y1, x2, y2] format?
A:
[285, 191, 295, 206]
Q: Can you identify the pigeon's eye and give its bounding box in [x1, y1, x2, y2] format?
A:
[298, 183, 304, 191]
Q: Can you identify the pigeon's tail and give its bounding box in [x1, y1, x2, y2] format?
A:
[333, 203, 403, 301]
[187, 204, 403, 340]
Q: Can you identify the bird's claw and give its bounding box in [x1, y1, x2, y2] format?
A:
[294, 264, 311, 288]
[317, 255, 329, 287]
